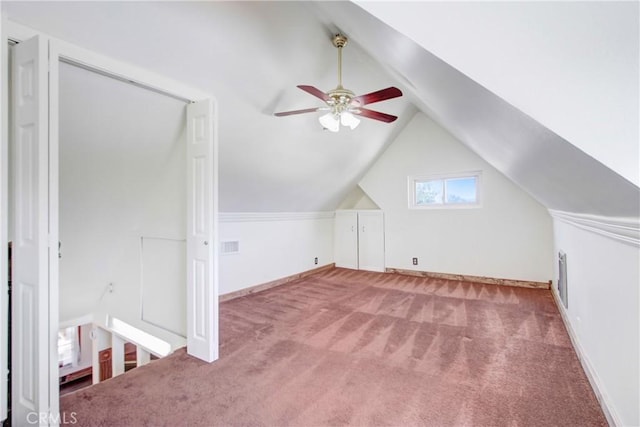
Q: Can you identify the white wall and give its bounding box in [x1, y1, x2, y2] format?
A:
[337, 185, 380, 210]
[360, 112, 553, 283]
[552, 217, 639, 426]
[219, 213, 334, 295]
[58, 62, 187, 324]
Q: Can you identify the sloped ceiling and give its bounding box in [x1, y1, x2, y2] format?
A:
[354, 1, 640, 189]
[2, 1, 415, 212]
[312, 1, 639, 217]
[3, 1, 638, 217]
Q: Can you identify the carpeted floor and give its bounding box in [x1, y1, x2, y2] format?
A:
[61, 268, 606, 426]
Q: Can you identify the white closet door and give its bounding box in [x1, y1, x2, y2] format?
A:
[358, 211, 385, 272]
[334, 211, 358, 269]
[186, 100, 218, 363]
[11, 36, 51, 424]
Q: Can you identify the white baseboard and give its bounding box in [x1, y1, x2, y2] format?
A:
[386, 267, 549, 289]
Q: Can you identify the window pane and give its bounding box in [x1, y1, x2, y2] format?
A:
[415, 180, 443, 205]
[445, 177, 477, 204]
[58, 326, 77, 367]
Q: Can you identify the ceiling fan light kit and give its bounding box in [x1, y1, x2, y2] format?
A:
[274, 34, 402, 132]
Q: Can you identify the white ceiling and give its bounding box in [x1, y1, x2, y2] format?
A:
[355, 1, 640, 188]
[3, 1, 638, 217]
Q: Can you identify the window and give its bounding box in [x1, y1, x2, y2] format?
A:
[409, 172, 481, 209]
[58, 326, 79, 368]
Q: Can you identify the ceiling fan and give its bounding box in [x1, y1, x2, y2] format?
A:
[274, 34, 402, 132]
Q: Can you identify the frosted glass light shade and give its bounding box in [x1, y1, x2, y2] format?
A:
[340, 111, 360, 130]
[319, 113, 339, 132]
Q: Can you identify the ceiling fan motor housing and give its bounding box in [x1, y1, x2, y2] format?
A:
[327, 87, 358, 114]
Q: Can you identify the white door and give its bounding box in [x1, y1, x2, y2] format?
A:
[334, 211, 359, 269]
[358, 211, 385, 272]
[11, 36, 51, 425]
[186, 100, 218, 363]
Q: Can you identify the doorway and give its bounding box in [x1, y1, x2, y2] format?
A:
[2, 25, 219, 425]
[58, 60, 188, 332]
[56, 58, 188, 394]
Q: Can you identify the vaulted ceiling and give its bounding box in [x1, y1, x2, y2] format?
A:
[3, 1, 638, 217]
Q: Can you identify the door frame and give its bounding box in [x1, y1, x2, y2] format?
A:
[1, 19, 219, 423]
[0, 11, 8, 422]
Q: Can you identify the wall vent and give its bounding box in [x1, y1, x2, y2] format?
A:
[220, 240, 240, 255]
[558, 251, 568, 308]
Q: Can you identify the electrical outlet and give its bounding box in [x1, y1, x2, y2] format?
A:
[412, 257, 418, 266]
[314, 257, 318, 265]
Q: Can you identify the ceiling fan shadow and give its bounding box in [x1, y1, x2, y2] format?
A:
[262, 89, 287, 116]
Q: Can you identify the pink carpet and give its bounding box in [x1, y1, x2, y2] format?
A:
[60, 268, 606, 426]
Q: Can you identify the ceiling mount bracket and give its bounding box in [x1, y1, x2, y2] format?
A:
[332, 34, 348, 49]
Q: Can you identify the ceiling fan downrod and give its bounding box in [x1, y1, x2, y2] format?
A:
[333, 34, 348, 89]
[328, 34, 356, 111]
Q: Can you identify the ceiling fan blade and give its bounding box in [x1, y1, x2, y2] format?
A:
[353, 108, 398, 123]
[352, 87, 402, 106]
[297, 85, 330, 102]
[274, 107, 320, 117]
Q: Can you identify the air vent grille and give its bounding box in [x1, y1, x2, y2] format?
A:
[220, 240, 239, 254]
[558, 251, 568, 308]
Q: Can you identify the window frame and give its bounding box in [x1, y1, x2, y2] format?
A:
[408, 171, 482, 209]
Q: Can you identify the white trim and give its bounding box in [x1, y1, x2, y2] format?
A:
[408, 170, 482, 209]
[549, 209, 639, 247]
[219, 211, 335, 223]
[0, 13, 8, 422]
[550, 286, 620, 427]
[108, 317, 171, 358]
[6, 21, 209, 102]
[48, 37, 61, 419]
